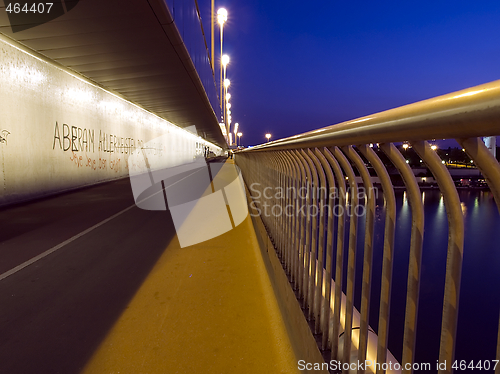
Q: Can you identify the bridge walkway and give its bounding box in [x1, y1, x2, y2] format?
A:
[0, 159, 305, 374]
[82, 159, 300, 374]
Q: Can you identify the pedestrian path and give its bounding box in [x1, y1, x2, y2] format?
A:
[81, 159, 301, 374]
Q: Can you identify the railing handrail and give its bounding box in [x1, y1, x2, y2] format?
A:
[242, 80, 500, 151]
[235, 80, 500, 373]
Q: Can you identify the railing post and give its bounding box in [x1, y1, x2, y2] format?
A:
[412, 140, 465, 374]
[330, 146, 359, 371]
[314, 148, 337, 350]
[458, 137, 500, 374]
[321, 147, 347, 361]
[289, 150, 309, 303]
[381, 142, 424, 374]
[300, 149, 321, 322]
[283, 151, 302, 288]
[343, 145, 376, 374]
[307, 148, 328, 333]
[357, 144, 396, 373]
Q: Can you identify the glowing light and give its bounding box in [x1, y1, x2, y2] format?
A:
[431, 144, 438, 150]
[461, 202, 467, 215]
[224, 79, 230, 88]
[403, 143, 409, 149]
[217, 8, 227, 25]
[265, 133, 271, 142]
[226, 93, 231, 101]
[222, 54, 230, 67]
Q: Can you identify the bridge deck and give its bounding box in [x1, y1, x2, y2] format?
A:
[82, 159, 299, 373]
[0, 159, 300, 373]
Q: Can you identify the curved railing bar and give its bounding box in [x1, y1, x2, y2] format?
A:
[307, 148, 328, 333]
[321, 147, 347, 360]
[357, 144, 397, 372]
[380, 142, 424, 373]
[343, 145, 376, 372]
[277, 151, 294, 276]
[329, 146, 359, 367]
[298, 149, 319, 314]
[458, 137, 500, 370]
[314, 147, 337, 349]
[273, 152, 287, 261]
[289, 150, 309, 303]
[412, 140, 465, 374]
[283, 151, 302, 287]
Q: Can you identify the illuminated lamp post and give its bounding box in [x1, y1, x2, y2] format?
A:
[265, 133, 271, 142]
[217, 8, 227, 120]
[224, 78, 230, 143]
[233, 122, 239, 146]
[222, 54, 230, 131]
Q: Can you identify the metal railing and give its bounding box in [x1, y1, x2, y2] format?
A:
[235, 80, 500, 374]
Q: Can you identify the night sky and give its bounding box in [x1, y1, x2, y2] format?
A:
[198, 0, 500, 147]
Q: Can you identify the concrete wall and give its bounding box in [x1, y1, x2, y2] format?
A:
[0, 35, 220, 206]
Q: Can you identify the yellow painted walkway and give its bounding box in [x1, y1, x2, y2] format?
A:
[82, 159, 300, 374]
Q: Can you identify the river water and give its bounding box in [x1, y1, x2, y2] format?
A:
[346, 188, 500, 370]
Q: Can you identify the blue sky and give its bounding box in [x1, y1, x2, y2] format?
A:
[200, 1, 500, 146]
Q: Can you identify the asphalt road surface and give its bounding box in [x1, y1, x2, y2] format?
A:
[0, 168, 211, 374]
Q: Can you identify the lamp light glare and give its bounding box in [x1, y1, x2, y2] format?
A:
[217, 8, 227, 25]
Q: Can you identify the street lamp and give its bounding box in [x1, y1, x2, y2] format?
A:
[431, 144, 438, 151]
[217, 8, 227, 121]
[265, 133, 271, 142]
[224, 79, 231, 143]
[222, 54, 230, 129]
[237, 132, 242, 146]
[233, 122, 239, 146]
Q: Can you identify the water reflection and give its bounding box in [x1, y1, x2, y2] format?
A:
[364, 189, 500, 368]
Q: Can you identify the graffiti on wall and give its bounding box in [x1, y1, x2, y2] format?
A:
[52, 122, 152, 174]
[0, 130, 10, 145]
